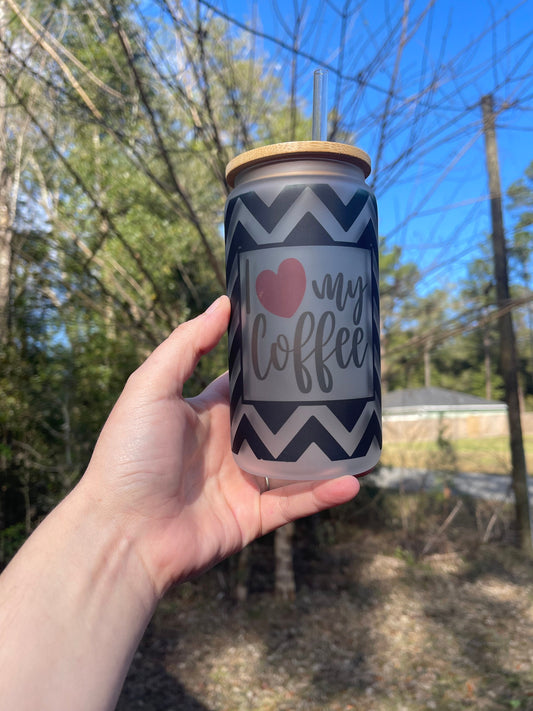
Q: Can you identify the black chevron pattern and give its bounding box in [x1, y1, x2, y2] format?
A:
[225, 179, 381, 473]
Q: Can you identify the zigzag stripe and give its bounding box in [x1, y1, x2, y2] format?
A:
[227, 264, 239, 302]
[309, 185, 377, 230]
[226, 195, 377, 252]
[229, 361, 240, 398]
[232, 415, 274, 460]
[228, 309, 239, 353]
[228, 292, 240, 348]
[229, 185, 376, 232]
[230, 399, 379, 459]
[232, 408, 381, 462]
[227, 275, 241, 356]
[353, 411, 382, 454]
[372, 245, 379, 276]
[372, 294, 380, 322]
[372, 323, 381, 360]
[279, 416, 350, 461]
[232, 186, 306, 231]
[226, 184, 377, 231]
[228, 322, 240, 372]
[372, 251, 379, 295]
[373, 342, 381, 372]
[226, 187, 377, 253]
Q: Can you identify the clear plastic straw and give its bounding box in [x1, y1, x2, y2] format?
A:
[312, 69, 328, 141]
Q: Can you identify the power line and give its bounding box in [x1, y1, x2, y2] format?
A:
[386, 293, 533, 362]
[197, 0, 395, 96]
[198, 0, 533, 117]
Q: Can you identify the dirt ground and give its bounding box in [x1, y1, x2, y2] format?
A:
[116, 490, 533, 711]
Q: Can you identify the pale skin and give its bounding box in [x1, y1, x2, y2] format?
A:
[0, 295, 360, 711]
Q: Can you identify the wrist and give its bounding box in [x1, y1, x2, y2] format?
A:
[0, 480, 159, 711]
[69, 476, 160, 615]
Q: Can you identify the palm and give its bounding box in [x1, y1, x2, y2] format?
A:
[90, 372, 263, 591]
[144, 374, 265, 586]
[85, 298, 359, 596]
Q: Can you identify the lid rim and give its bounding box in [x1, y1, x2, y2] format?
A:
[225, 141, 371, 187]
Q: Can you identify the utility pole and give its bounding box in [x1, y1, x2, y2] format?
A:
[481, 93, 532, 553]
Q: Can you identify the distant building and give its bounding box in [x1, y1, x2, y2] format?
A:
[383, 386, 508, 441]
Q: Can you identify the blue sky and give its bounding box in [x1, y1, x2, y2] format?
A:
[199, 0, 533, 295]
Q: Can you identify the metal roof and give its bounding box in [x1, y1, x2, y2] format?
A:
[383, 386, 507, 413]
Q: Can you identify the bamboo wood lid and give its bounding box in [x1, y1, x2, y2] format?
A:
[225, 141, 371, 188]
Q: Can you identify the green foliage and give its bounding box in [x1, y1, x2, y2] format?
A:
[0, 1, 313, 563]
[379, 237, 421, 390]
[507, 161, 533, 405]
[1, 1, 531, 567]
[507, 161, 533, 281]
[0, 523, 27, 564]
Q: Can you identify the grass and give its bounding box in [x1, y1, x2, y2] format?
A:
[381, 435, 533, 475]
[117, 490, 533, 711]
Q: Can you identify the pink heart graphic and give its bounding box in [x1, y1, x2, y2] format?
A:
[256, 258, 306, 318]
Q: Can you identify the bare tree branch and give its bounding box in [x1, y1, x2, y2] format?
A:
[5, 0, 104, 120]
[107, 0, 225, 288]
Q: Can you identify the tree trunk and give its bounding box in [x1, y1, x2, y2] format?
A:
[424, 341, 431, 388]
[483, 317, 492, 401]
[234, 544, 251, 603]
[274, 522, 296, 600]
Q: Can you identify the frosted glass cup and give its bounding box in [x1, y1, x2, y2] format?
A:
[224, 141, 381, 480]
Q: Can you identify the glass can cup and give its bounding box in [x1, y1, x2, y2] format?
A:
[224, 141, 381, 480]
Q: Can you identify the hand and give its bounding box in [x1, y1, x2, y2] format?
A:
[0, 295, 360, 711]
[83, 295, 360, 597]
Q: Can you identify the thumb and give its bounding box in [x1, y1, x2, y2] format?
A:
[131, 296, 231, 399]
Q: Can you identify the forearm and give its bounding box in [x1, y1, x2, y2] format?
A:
[0, 479, 158, 711]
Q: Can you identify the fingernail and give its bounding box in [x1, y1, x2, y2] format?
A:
[205, 295, 225, 315]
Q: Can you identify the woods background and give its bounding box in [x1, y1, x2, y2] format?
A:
[1, 0, 532, 563]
